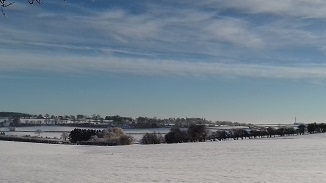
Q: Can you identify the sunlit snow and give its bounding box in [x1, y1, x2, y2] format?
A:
[1, 133, 326, 182]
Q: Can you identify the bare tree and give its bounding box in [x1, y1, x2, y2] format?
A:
[28, 0, 42, 5]
[35, 129, 42, 136]
[1, 0, 66, 15]
[61, 132, 68, 141]
[0, 0, 14, 15]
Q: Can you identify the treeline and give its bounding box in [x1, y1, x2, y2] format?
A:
[307, 123, 326, 134]
[0, 112, 32, 118]
[0, 135, 69, 144]
[121, 116, 252, 128]
[141, 124, 307, 144]
[69, 128, 133, 146]
[1, 111, 253, 129]
[209, 126, 304, 141]
[141, 124, 210, 144]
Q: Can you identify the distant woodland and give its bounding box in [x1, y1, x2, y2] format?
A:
[0, 112, 253, 128]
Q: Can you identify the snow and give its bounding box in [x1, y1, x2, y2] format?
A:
[0, 126, 171, 133]
[0, 126, 170, 141]
[1, 133, 326, 182]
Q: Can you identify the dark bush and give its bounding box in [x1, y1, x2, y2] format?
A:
[79, 127, 133, 146]
[141, 132, 164, 144]
[119, 135, 133, 145]
[267, 127, 276, 137]
[214, 130, 229, 141]
[187, 124, 209, 142]
[297, 124, 305, 135]
[165, 127, 188, 143]
[69, 128, 99, 143]
[232, 129, 248, 140]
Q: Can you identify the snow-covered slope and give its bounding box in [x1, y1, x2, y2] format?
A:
[1, 133, 326, 183]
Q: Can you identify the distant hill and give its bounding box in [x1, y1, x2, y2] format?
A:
[0, 112, 32, 118]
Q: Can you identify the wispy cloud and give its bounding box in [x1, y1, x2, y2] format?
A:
[201, 0, 326, 18]
[2, 49, 326, 80]
[1, 0, 326, 80]
[204, 18, 263, 49]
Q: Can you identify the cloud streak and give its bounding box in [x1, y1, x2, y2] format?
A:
[1, 0, 326, 81]
[199, 0, 326, 18]
[2, 50, 326, 80]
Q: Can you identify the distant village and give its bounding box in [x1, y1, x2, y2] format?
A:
[0, 112, 259, 129]
[0, 112, 304, 131]
[1, 114, 134, 128]
[1, 112, 319, 147]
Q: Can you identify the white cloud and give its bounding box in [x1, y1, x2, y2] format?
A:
[209, 0, 326, 19]
[205, 18, 263, 49]
[2, 0, 326, 81]
[2, 50, 326, 80]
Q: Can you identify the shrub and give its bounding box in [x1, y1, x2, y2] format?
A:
[35, 129, 42, 136]
[141, 132, 165, 144]
[187, 124, 209, 142]
[81, 127, 133, 146]
[61, 132, 69, 141]
[119, 135, 133, 145]
[165, 127, 188, 143]
[69, 128, 99, 143]
[102, 127, 126, 139]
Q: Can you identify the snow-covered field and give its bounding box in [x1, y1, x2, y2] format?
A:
[0, 126, 171, 133]
[0, 126, 170, 141]
[1, 133, 326, 183]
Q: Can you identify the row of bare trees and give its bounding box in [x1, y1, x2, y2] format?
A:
[141, 124, 209, 144]
[209, 125, 306, 141]
[141, 124, 307, 145]
[307, 123, 326, 134]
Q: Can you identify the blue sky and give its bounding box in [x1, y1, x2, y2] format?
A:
[2, 0, 326, 124]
